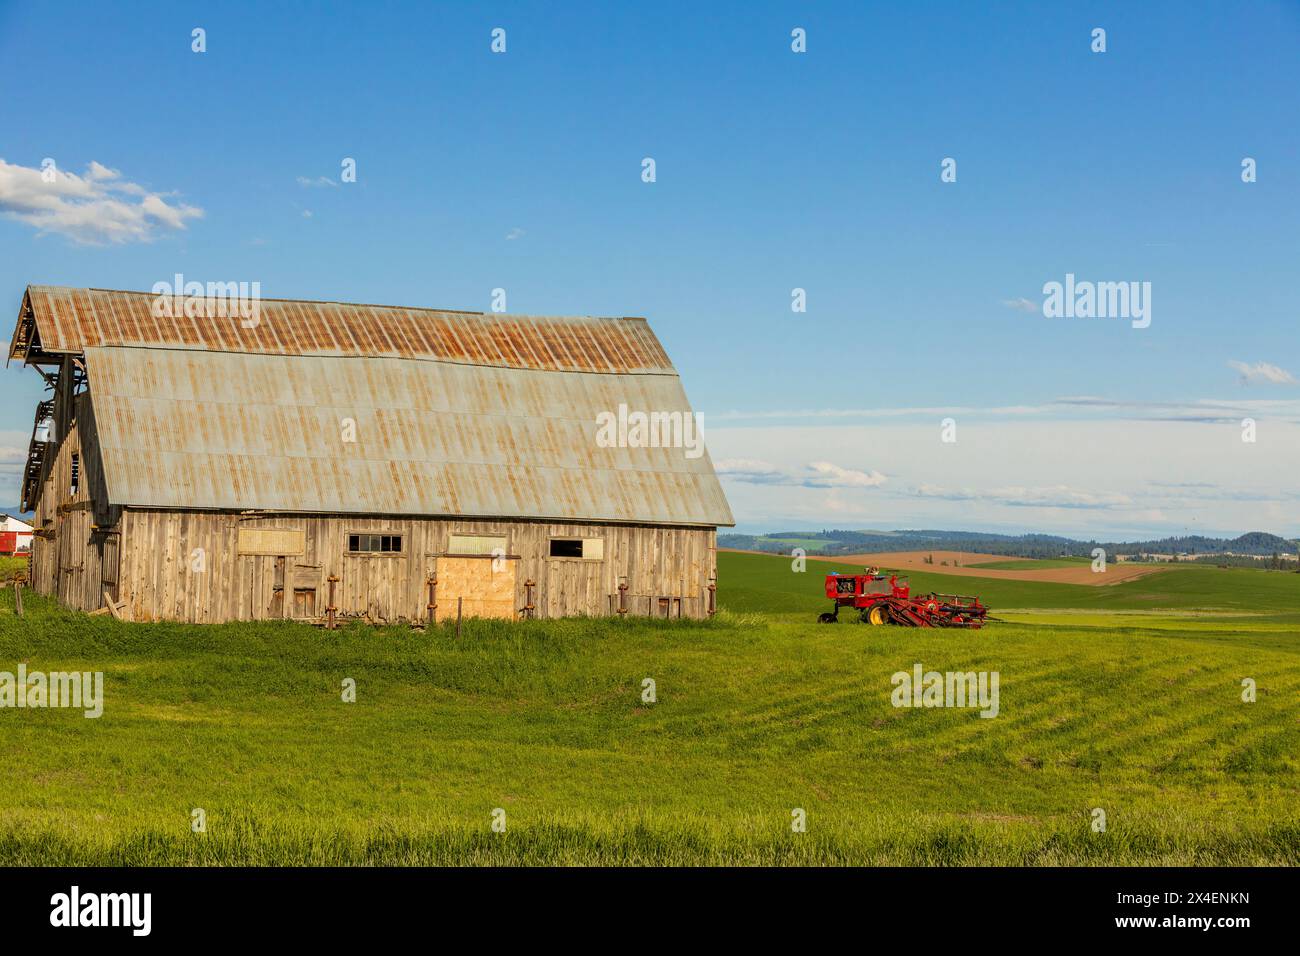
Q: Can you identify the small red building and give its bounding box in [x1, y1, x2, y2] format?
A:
[0, 515, 34, 555]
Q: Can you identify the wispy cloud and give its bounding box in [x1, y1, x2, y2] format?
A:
[714, 458, 787, 484]
[1001, 296, 1040, 314]
[1228, 360, 1295, 386]
[710, 404, 1044, 422]
[505, 227, 525, 240]
[296, 175, 338, 188]
[0, 157, 202, 244]
[0, 433, 27, 503]
[805, 461, 887, 488]
[1052, 395, 1300, 424]
[717, 458, 886, 488]
[915, 483, 1132, 509]
[711, 394, 1300, 426]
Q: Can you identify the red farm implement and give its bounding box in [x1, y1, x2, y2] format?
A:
[818, 569, 989, 629]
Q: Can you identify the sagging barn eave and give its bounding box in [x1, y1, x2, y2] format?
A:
[14, 286, 732, 623]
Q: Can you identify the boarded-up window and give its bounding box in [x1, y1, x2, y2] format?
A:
[238, 528, 306, 555]
[548, 538, 604, 560]
[447, 533, 508, 556]
[437, 556, 517, 620]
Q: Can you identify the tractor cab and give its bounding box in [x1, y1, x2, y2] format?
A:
[824, 570, 909, 603]
[826, 572, 909, 600]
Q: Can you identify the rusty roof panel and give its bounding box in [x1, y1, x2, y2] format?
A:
[23, 286, 673, 374]
[83, 346, 734, 526]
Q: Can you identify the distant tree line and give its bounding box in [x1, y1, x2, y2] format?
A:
[719, 528, 1300, 563]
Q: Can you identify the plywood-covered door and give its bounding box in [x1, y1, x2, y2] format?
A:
[437, 557, 517, 620]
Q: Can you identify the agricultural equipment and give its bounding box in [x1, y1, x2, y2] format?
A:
[818, 569, 989, 628]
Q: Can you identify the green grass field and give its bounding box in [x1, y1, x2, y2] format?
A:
[740, 535, 846, 553]
[1, 552, 1297, 865]
[0, 556, 28, 582]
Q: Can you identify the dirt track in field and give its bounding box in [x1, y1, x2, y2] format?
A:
[723, 548, 1168, 587]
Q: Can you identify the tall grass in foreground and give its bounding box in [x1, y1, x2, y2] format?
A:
[4, 812, 1297, 866]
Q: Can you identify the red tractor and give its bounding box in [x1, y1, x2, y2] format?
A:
[818, 569, 989, 628]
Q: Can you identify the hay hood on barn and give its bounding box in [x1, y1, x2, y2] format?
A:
[9, 286, 732, 623]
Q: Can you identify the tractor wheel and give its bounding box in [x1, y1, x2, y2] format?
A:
[817, 612, 838, 624]
[866, 604, 888, 626]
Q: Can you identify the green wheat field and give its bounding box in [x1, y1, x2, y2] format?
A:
[1, 552, 1297, 865]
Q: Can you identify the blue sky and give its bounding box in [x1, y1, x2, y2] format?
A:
[2, 1, 1298, 537]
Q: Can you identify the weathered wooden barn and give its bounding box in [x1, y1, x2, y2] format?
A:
[9, 286, 732, 623]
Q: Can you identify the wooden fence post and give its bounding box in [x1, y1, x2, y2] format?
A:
[326, 574, 339, 629]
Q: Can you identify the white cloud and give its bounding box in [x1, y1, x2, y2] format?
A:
[1228, 360, 1295, 386]
[710, 394, 1300, 426]
[804, 461, 887, 488]
[86, 161, 118, 181]
[715, 458, 791, 485]
[709, 404, 1045, 422]
[505, 227, 525, 240]
[915, 483, 1132, 509]
[1002, 297, 1040, 314]
[0, 434, 26, 504]
[296, 175, 338, 188]
[717, 458, 886, 488]
[0, 158, 202, 244]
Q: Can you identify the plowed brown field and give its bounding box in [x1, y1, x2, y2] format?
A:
[721, 549, 1167, 586]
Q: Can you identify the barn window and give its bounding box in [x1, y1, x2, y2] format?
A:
[69, 453, 80, 496]
[548, 537, 605, 560]
[348, 533, 403, 554]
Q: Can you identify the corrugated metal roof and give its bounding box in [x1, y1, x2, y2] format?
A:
[16, 286, 672, 374]
[84, 346, 734, 527]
